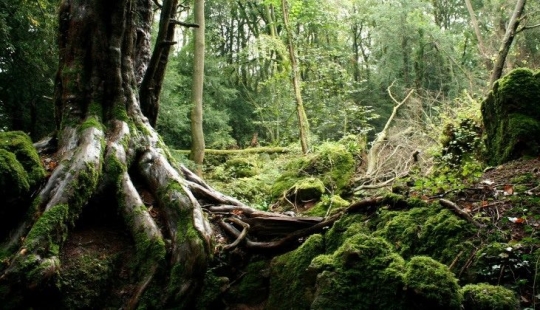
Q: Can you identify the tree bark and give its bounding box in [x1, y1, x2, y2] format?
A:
[139, 0, 179, 127]
[190, 0, 206, 176]
[489, 0, 526, 88]
[464, 0, 488, 60]
[281, 0, 310, 154]
[0, 1, 331, 308]
[1, 0, 211, 307]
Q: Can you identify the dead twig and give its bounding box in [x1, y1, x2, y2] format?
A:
[440, 199, 484, 228]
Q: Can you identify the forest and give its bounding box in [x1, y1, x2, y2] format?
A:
[1, 0, 540, 309]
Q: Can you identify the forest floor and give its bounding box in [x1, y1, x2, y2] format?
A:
[40, 147, 540, 307]
[447, 157, 540, 243]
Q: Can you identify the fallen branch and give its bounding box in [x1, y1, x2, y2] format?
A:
[439, 199, 484, 228]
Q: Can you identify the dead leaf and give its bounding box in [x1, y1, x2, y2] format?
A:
[504, 184, 514, 195]
[232, 209, 243, 216]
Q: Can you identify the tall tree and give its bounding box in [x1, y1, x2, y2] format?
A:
[190, 0, 206, 174]
[489, 0, 527, 88]
[281, 0, 310, 154]
[1, 0, 209, 307]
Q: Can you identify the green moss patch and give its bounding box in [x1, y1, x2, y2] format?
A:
[267, 234, 325, 309]
[309, 234, 407, 310]
[460, 283, 518, 310]
[271, 142, 355, 206]
[482, 68, 540, 165]
[58, 253, 116, 309]
[374, 203, 474, 265]
[0, 131, 45, 188]
[403, 256, 462, 309]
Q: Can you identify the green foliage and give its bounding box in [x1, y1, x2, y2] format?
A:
[158, 47, 237, 149]
[209, 152, 286, 209]
[414, 159, 483, 194]
[460, 283, 518, 310]
[440, 118, 483, 166]
[0, 0, 57, 139]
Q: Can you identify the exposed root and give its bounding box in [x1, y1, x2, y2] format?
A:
[2, 125, 104, 286]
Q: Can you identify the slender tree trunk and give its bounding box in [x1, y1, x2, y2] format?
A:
[464, 0, 488, 60]
[190, 0, 206, 175]
[139, 0, 179, 127]
[281, 0, 309, 154]
[489, 0, 526, 88]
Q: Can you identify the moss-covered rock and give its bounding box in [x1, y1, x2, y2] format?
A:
[304, 194, 349, 217]
[267, 234, 325, 309]
[309, 234, 407, 310]
[0, 131, 46, 240]
[0, 131, 45, 203]
[481, 68, 540, 165]
[460, 283, 518, 310]
[285, 177, 325, 203]
[225, 260, 269, 306]
[0, 131, 45, 187]
[0, 149, 31, 201]
[403, 256, 462, 309]
[374, 203, 474, 265]
[324, 213, 371, 253]
[271, 142, 355, 201]
[222, 157, 257, 178]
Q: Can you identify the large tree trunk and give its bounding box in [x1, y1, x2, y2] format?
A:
[0, 1, 327, 308]
[0, 0, 209, 308]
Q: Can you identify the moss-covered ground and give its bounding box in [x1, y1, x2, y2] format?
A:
[200, 135, 538, 309]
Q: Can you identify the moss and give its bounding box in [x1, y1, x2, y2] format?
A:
[286, 177, 325, 203]
[304, 194, 349, 217]
[482, 68, 540, 165]
[87, 101, 103, 121]
[271, 142, 355, 199]
[374, 204, 474, 265]
[403, 256, 462, 309]
[79, 115, 104, 133]
[267, 234, 325, 309]
[0, 131, 45, 188]
[309, 234, 407, 310]
[324, 213, 370, 253]
[25, 204, 70, 255]
[112, 103, 129, 122]
[460, 283, 518, 310]
[226, 260, 270, 305]
[104, 152, 127, 181]
[196, 271, 229, 309]
[222, 157, 257, 178]
[59, 253, 116, 309]
[159, 182, 210, 307]
[0, 149, 30, 200]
